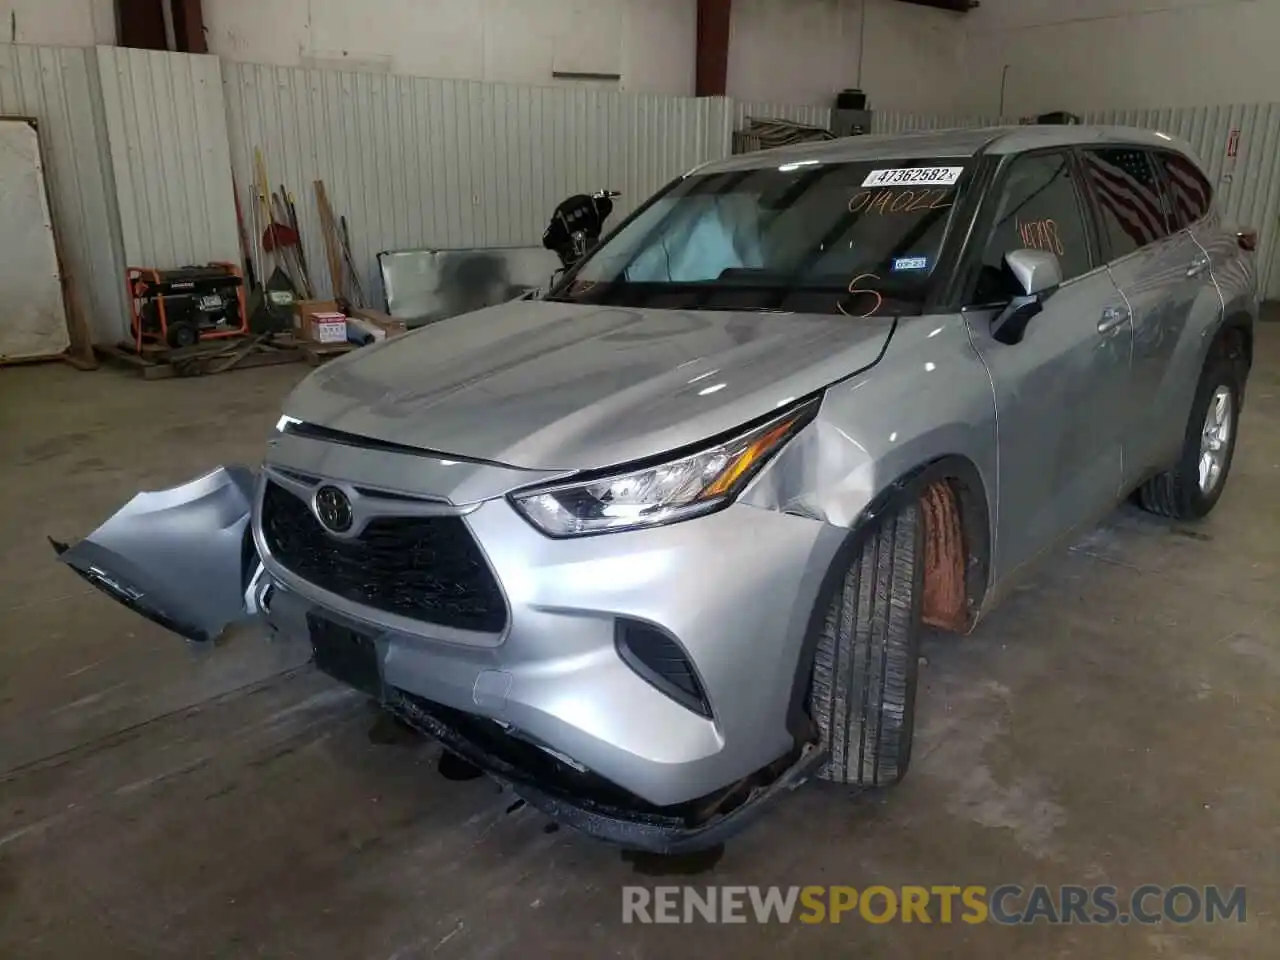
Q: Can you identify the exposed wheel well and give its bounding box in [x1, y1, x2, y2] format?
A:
[919, 469, 990, 635]
[1214, 315, 1252, 406]
[785, 455, 993, 742]
[1217, 314, 1252, 369]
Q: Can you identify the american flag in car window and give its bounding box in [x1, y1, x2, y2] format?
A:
[1159, 152, 1213, 228]
[1083, 148, 1167, 250]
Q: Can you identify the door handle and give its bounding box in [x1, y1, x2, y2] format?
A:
[1098, 305, 1129, 335]
[1187, 256, 1209, 278]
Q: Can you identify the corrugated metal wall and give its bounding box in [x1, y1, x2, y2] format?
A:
[732, 100, 833, 132]
[0, 45, 126, 343]
[1083, 104, 1280, 299]
[96, 47, 240, 276]
[9, 39, 1280, 345]
[222, 63, 730, 302]
[871, 110, 1010, 134]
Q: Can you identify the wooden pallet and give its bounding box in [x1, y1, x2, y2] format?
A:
[296, 339, 356, 366]
[97, 335, 306, 380]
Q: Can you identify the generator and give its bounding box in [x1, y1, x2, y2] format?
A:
[126, 263, 248, 352]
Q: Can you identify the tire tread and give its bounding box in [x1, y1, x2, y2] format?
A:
[813, 504, 922, 787]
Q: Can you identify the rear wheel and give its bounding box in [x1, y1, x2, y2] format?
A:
[810, 503, 923, 788]
[1138, 352, 1241, 521]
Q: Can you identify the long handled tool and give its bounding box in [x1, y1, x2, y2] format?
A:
[232, 176, 259, 291]
[339, 215, 366, 307]
[252, 149, 276, 273]
[314, 179, 347, 302]
[269, 190, 312, 297]
[282, 186, 314, 297]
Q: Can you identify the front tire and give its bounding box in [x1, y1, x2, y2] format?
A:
[810, 503, 923, 788]
[1138, 352, 1241, 521]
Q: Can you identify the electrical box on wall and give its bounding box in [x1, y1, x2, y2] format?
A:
[832, 90, 870, 137]
[832, 110, 872, 137]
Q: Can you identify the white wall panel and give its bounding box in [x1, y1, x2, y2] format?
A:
[0, 0, 116, 46]
[96, 47, 240, 276]
[204, 0, 696, 97]
[0, 43, 125, 343]
[871, 110, 1007, 134]
[962, 0, 1280, 116]
[727, 0, 967, 111]
[733, 100, 833, 133]
[223, 62, 728, 302]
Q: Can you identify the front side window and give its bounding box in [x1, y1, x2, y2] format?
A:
[1153, 150, 1213, 229]
[1080, 147, 1170, 258]
[972, 151, 1092, 304]
[549, 159, 974, 317]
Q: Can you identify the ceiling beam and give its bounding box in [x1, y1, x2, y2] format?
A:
[895, 0, 979, 12]
[170, 0, 207, 53]
[696, 0, 732, 98]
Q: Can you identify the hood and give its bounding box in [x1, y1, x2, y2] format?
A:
[284, 300, 895, 470]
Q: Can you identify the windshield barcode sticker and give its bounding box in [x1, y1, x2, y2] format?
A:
[892, 256, 930, 272]
[862, 166, 964, 188]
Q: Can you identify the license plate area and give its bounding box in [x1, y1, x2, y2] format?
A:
[307, 613, 382, 697]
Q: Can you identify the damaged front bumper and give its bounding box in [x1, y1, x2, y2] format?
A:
[53, 465, 266, 643]
[387, 692, 825, 854]
[53, 462, 835, 852]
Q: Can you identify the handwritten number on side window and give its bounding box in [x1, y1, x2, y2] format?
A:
[838, 273, 883, 318]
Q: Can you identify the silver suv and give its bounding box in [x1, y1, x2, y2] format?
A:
[58, 126, 1256, 852]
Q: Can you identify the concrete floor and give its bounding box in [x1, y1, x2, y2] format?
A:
[1, 325, 1277, 959]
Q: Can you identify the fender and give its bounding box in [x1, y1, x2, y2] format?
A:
[784, 454, 993, 743]
[1214, 309, 1254, 404]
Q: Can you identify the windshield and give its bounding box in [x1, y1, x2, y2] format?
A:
[548, 158, 973, 316]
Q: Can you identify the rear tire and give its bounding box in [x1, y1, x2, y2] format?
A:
[810, 503, 923, 788]
[1137, 351, 1241, 521]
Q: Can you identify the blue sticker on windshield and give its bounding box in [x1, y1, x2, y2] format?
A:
[892, 256, 930, 272]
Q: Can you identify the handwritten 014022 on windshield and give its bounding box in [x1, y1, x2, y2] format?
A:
[849, 188, 953, 216]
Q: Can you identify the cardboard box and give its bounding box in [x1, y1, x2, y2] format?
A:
[349, 307, 407, 339]
[293, 299, 342, 341]
[313, 318, 349, 344]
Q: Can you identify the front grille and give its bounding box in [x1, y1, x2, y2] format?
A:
[261, 481, 506, 633]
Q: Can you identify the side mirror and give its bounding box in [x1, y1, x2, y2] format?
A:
[991, 249, 1062, 345]
[1006, 248, 1063, 296]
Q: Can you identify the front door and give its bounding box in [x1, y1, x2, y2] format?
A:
[961, 150, 1133, 583]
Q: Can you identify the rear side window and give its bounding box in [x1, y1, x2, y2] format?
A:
[1153, 150, 1213, 229]
[973, 151, 1092, 303]
[1080, 148, 1170, 258]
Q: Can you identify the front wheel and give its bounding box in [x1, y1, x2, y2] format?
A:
[809, 503, 923, 788]
[1138, 352, 1241, 521]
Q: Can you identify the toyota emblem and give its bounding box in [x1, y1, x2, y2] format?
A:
[314, 485, 354, 534]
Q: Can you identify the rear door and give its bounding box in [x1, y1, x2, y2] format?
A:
[1078, 146, 1220, 484]
[961, 149, 1133, 583]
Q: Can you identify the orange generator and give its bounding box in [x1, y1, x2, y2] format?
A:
[126, 262, 248, 352]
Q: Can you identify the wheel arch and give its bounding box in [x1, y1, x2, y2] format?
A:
[784, 453, 993, 742]
[1218, 308, 1252, 366]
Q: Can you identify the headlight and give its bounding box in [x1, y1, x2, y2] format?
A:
[509, 398, 819, 537]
